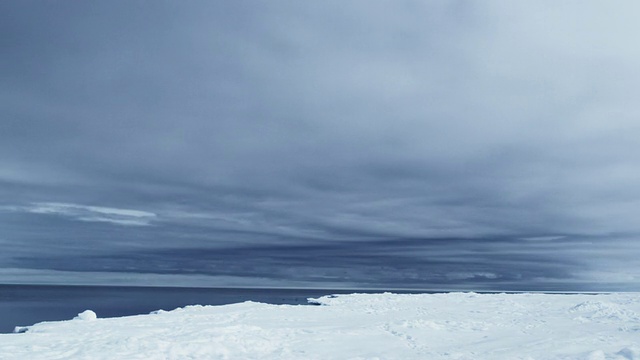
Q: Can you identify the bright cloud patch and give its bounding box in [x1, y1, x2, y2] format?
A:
[520, 236, 567, 242]
[27, 203, 156, 226]
[445, 272, 499, 280]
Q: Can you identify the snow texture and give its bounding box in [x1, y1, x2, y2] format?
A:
[1, 292, 639, 360]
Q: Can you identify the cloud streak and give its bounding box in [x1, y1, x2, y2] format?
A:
[22, 203, 156, 226]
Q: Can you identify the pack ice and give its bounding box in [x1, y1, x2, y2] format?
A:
[1, 292, 639, 359]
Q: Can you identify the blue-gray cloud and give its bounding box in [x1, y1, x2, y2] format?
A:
[1, 1, 640, 290]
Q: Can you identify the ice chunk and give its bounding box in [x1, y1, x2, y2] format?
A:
[74, 310, 97, 321]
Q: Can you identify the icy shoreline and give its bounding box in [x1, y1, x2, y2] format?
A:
[2, 292, 639, 359]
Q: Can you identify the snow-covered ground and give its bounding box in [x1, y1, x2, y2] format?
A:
[1, 292, 639, 360]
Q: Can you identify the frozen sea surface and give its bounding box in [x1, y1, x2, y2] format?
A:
[1, 292, 639, 359]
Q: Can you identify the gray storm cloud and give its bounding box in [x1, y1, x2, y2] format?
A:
[1, 1, 639, 289]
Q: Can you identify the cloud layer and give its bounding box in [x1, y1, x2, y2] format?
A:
[1, 1, 640, 290]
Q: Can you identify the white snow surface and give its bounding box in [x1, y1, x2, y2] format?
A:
[1, 292, 640, 360]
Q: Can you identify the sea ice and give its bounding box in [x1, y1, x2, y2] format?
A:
[1, 292, 639, 359]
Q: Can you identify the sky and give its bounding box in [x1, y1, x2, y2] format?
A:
[1, 1, 640, 291]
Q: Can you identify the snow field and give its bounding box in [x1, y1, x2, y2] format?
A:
[0, 292, 639, 359]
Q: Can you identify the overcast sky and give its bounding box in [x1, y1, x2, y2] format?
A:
[2, 1, 640, 291]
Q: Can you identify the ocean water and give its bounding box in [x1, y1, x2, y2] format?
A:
[0, 284, 397, 333]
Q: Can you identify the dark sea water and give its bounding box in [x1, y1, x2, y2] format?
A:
[0, 284, 414, 334]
